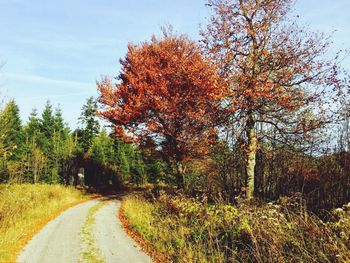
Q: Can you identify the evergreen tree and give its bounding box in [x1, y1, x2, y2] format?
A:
[23, 109, 42, 183]
[39, 101, 65, 183]
[89, 129, 118, 184]
[116, 142, 135, 182]
[53, 106, 66, 137]
[0, 100, 24, 182]
[51, 106, 72, 184]
[60, 133, 77, 184]
[131, 151, 147, 185]
[40, 101, 55, 140]
[0, 100, 23, 160]
[117, 146, 131, 182]
[79, 97, 100, 152]
[24, 109, 41, 138]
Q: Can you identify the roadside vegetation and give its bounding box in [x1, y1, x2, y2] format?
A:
[0, 97, 151, 188]
[122, 192, 350, 262]
[0, 184, 89, 263]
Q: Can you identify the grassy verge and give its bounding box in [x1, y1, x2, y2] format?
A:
[0, 184, 91, 263]
[80, 201, 106, 263]
[122, 192, 350, 263]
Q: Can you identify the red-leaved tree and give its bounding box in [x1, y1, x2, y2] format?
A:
[98, 31, 224, 188]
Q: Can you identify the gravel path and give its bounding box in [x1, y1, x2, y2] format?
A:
[17, 198, 152, 263]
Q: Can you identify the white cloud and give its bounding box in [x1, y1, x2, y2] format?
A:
[5, 72, 95, 91]
[15, 91, 95, 102]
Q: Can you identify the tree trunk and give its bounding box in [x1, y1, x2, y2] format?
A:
[246, 114, 257, 199]
[168, 135, 185, 189]
[175, 162, 185, 189]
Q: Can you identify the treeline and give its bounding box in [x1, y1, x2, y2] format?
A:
[1, 0, 349, 213]
[204, 121, 350, 212]
[0, 97, 164, 187]
[97, 0, 350, 213]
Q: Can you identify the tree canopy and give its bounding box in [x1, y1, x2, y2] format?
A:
[98, 31, 224, 188]
[201, 0, 346, 198]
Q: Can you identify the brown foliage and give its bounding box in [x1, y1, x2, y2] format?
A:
[202, 0, 343, 120]
[201, 0, 347, 198]
[98, 30, 224, 188]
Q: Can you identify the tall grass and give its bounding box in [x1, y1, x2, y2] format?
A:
[122, 193, 350, 263]
[0, 184, 89, 263]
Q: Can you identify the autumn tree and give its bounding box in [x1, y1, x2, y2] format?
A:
[201, 0, 345, 199]
[98, 31, 223, 189]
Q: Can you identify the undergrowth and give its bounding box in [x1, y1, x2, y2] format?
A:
[0, 184, 89, 263]
[123, 192, 350, 263]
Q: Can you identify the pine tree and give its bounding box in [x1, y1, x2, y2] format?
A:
[131, 151, 146, 185]
[60, 134, 77, 184]
[118, 146, 131, 182]
[23, 109, 42, 183]
[39, 101, 63, 183]
[0, 100, 23, 160]
[24, 109, 41, 138]
[79, 97, 100, 152]
[40, 101, 55, 140]
[51, 106, 71, 184]
[0, 100, 24, 182]
[53, 106, 66, 137]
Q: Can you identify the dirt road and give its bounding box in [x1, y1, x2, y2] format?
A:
[17, 198, 152, 263]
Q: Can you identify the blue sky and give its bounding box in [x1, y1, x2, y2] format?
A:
[0, 0, 349, 128]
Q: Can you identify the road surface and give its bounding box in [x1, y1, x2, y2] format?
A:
[17, 198, 152, 263]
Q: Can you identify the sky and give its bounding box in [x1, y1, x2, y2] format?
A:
[0, 0, 349, 128]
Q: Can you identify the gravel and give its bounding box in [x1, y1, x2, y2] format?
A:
[17, 198, 152, 263]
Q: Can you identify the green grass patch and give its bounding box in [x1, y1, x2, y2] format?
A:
[0, 184, 90, 263]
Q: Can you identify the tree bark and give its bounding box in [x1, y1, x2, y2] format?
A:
[246, 113, 257, 199]
[175, 162, 185, 189]
[167, 134, 185, 189]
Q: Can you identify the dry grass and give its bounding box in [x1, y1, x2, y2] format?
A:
[122, 192, 350, 263]
[0, 184, 90, 263]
